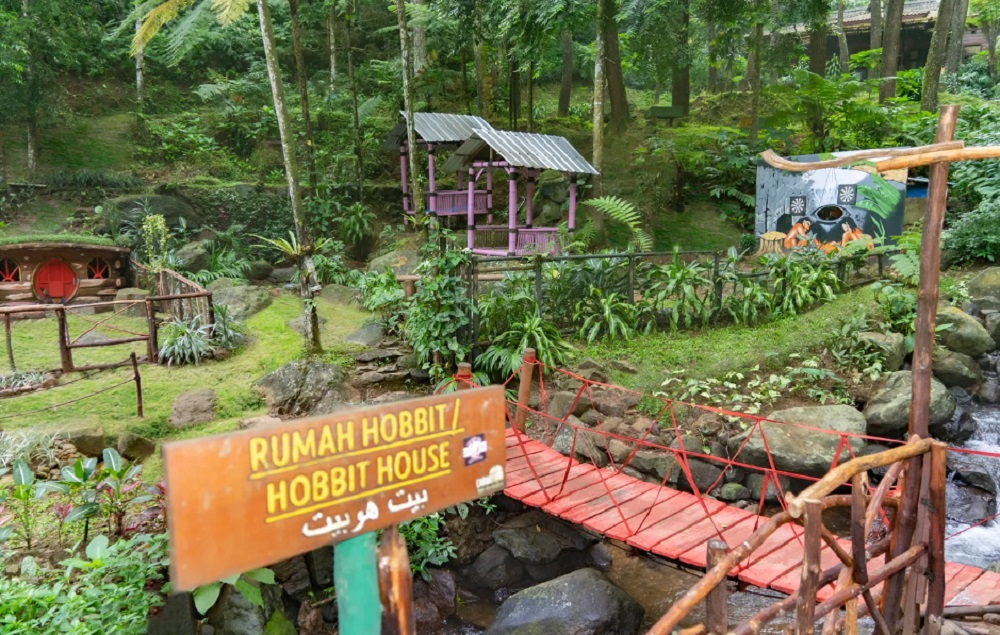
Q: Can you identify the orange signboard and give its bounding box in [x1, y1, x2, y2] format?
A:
[163, 386, 508, 590]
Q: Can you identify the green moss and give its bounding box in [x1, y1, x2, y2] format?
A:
[0, 234, 114, 246]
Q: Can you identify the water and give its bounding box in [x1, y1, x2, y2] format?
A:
[945, 404, 1000, 569]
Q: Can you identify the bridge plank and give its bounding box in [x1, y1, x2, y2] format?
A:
[504, 463, 596, 501]
[542, 471, 636, 516]
[505, 456, 569, 485]
[581, 487, 684, 535]
[623, 495, 725, 548]
[648, 508, 757, 560]
[947, 570, 1000, 606]
[734, 525, 806, 587]
[521, 466, 607, 507]
[678, 514, 771, 568]
[559, 480, 657, 524]
[770, 543, 845, 595]
[944, 564, 985, 605]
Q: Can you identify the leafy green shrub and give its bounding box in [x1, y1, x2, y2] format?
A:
[583, 196, 653, 251]
[0, 371, 46, 391]
[399, 513, 456, 581]
[943, 199, 1000, 263]
[0, 533, 167, 635]
[189, 245, 251, 284]
[210, 303, 247, 350]
[477, 316, 573, 380]
[158, 316, 212, 365]
[644, 252, 714, 330]
[47, 169, 144, 190]
[872, 281, 918, 339]
[334, 202, 378, 246]
[354, 269, 408, 333]
[405, 243, 473, 377]
[574, 288, 638, 343]
[193, 568, 275, 615]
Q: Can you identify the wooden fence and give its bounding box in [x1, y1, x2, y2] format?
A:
[130, 260, 214, 327]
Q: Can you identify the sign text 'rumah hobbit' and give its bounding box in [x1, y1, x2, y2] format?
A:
[163, 386, 507, 591]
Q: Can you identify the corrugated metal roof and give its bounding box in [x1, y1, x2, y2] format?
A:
[779, 0, 938, 34]
[382, 112, 493, 151]
[441, 129, 599, 175]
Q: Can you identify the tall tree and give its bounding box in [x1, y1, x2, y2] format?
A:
[344, 0, 363, 198]
[869, 0, 881, 78]
[396, 0, 424, 223]
[327, 2, 336, 94]
[836, 0, 849, 69]
[135, 17, 145, 111]
[287, 0, 317, 190]
[412, 0, 428, 75]
[603, 0, 630, 132]
[706, 18, 718, 93]
[921, 0, 957, 112]
[592, 0, 606, 214]
[748, 0, 765, 149]
[971, 0, 999, 79]
[945, 0, 970, 74]
[137, 0, 323, 352]
[558, 29, 573, 116]
[879, 0, 904, 102]
[671, 0, 690, 115]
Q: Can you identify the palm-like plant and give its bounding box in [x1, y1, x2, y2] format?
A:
[573, 288, 637, 343]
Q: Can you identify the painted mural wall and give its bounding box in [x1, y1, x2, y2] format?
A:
[754, 151, 907, 254]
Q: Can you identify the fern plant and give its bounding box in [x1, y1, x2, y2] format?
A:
[856, 174, 902, 238]
[583, 196, 653, 251]
[189, 245, 252, 284]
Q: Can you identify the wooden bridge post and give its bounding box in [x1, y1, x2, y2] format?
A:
[55, 306, 73, 373]
[514, 348, 536, 432]
[705, 540, 728, 635]
[3, 312, 15, 372]
[796, 499, 823, 635]
[145, 299, 158, 364]
[455, 362, 472, 390]
[925, 441, 948, 635]
[131, 352, 144, 418]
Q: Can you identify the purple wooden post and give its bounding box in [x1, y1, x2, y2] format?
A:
[400, 146, 409, 215]
[486, 170, 494, 223]
[427, 144, 436, 216]
[525, 172, 535, 228]
[457, 171, 465, 191]
[568, 179, 577, 232]
[467, 168, 476, 250]
[508, 170, 518, 255]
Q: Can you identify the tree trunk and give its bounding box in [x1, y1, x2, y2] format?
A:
[871, 0, 883, 49]
[987, 25, 998, 80]
[671, 0, 691, 114]
[592, 0, 606, 226]
[22, 0, 38, 175]
[707, 20, 718, 93]
[509, 55, 520, 130]
[473, 38, 488, 116]
[809, 21, 828, 76]
[413, 0, 427, 75]
[880, 0, 904, 102]
[603, 0, 629, 133]
[921, 0, 957, 112]
[135, 19, 145, 112]
[749, 1, 764, 151]
[527, 60, 535, 131]
[257, 0, 320, 353]
[288, 0, 317, 191]
[945, 0, 970, 74]
[461, 45, 472, 114]
[558, 29, 573, 117]
[396, 0, 424, 221]
[346, 2, 363, 200]
[837, 1, 850, 70]
[328, 6, 337, 95]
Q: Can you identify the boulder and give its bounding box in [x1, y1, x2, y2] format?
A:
[345, 323, 385, 347]
[977, 296, 1000, 312]
[718, 482, 752, 502]
[936, 306, 996, 357]
[206, 277, 247, 291]
[929, 410, 977, 444]
[485, 568, 644, 635]
[932, 348, 983, 388]
[412, 568, 457, 632]
[967, 267, 1000, 301]
[368, 249, 420, 276]
[212, 285, 272, 321]
[585, 543, 614, 571]
[630, 450, 678, 483]
[677, 459, 723, 494]
[469, 545, 526, 590]
[104, 194, 203, 231]
[591, 391, 627, 418]
[114, 288, 150, 317]
[319, 284, 355, 305]
[170, 389, 216, 428]
[269, 267, 295, 284]
[239, 415, 283, 430]
[493, 511, 592, 565]
[858, 331, 906, 372]
[947, 483, 997, 526]
[986, 313, 1000, 348]
[206, 580, 283, 635]
[863, 372, 956, 437]
[287, 315, 327, 336]
[116, 433, 155, 460]
[729, 405, 867, 477]
[745, 473, 791, 503]
[246, 260, 273, 282]
[547, 391, 589, 420]
[65, 427, 106, 457]
[609, 360, 639, 374]
[176, 240, 211, 273]
[257, 360, 357, 417]
[978, 378, 1000, 405]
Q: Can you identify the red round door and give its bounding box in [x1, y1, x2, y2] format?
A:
[33, 258, 78, 301]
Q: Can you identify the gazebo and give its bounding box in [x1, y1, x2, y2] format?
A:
[440, 129, 599, 256]
[382, 112, 495, 220]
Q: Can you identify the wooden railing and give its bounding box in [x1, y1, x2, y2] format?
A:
[648, 437, 946, 635]
[130, 260, 214, 327]
[432, 190, 489, 216]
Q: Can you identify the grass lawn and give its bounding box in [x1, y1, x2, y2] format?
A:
[1, 293, 372, 480]
[584, 286, 880, 395]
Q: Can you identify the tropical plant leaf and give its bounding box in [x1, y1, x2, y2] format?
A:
[193, 582, 222, 615]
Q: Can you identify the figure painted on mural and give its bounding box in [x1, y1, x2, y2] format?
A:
[783, 219, 812, 249]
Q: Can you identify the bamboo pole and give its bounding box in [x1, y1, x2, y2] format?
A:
[513, 348, 536, 432]
[759, 141, 964, 172]
[786, 438, 931, 518]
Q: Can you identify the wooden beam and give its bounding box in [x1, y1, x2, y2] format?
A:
[759, 141, 964, 172]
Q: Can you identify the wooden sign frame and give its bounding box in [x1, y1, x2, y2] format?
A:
[163, 386, 508, 590]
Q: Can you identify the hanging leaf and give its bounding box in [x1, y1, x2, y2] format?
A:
[193, 582, 222, 615]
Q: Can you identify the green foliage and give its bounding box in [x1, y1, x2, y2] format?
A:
[944, 198, 1000, 263]
[333, 202, 378, 247]
[856, 174, 903, 238]
[189, 244, 252, 284]
[823, 315, 886, 382]
[583, 196, 653, 251]
[47, 169, 143, 190]
[574, 288, 638, 343]
[399, 513, 456, 581]
[140, 214, 173, 273]
[158, 316, 213, 366]
[0, 533, 168, 635]
[644, 251, 713, 330]
[872, 280, 918, 343]
[209, 303, 247, 350]
[0, 371, 46, 391]
[354, 268, 407, 334]
[405, 239, 474, 378]
[193, 568, 276, 616]
[0, 234, 114, 247]
[477, 315, 573, 380]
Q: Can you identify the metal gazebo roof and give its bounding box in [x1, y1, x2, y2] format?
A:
[441, 129, 599, 175]
[382, 112, 494, 151]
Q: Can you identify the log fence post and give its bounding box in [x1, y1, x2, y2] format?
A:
[455, 362, 472, 391]
[3, 313, 15, 372]
[514, 348, 536, 432]
[705, 540, 728, 635]
[796, 499, 823, 635]
[56, 307, 73, 373]
[131, 352, 144, 418]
